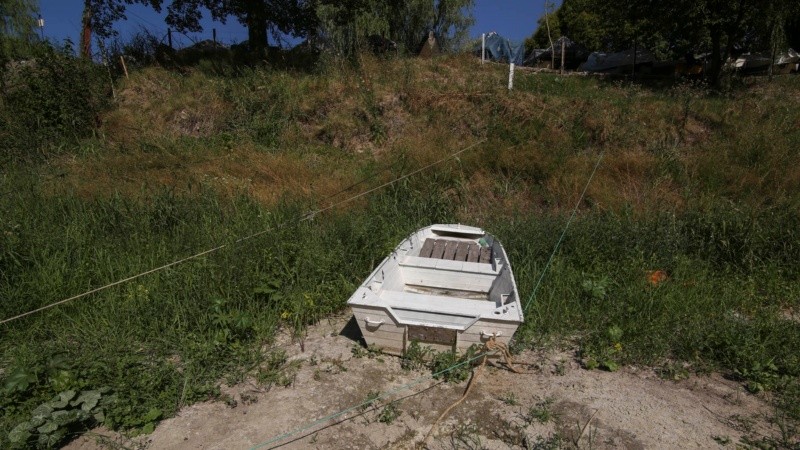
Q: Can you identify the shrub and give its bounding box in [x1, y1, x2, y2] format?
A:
[0, 42, 110, 162]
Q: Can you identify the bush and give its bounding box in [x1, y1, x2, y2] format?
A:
[0, 42, 110, 163]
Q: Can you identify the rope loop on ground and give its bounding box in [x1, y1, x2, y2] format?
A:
[420, 336, 522, 447]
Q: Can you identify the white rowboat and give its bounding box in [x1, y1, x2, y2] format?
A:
[347, 224, 524, 355]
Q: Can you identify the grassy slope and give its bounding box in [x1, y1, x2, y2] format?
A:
[1, 54, 799, 447]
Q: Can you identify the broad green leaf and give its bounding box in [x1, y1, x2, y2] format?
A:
[4, 367, 37, 393]
[142, 407, 162, 422]
[31, 403, 54, 420]
[29, 415, 47, 428]
[49, 369, 75, 392]
[141, 422, 155, 434]
[37, 429, 64, 447]
[50, 390, 77, 408]
[50, 409, 87, 426]
[72, 390, 102, 411]
[8, 421, 32, 445]
[603, 360, 619, 372]
[99, 393, 118, 406]
[46, 353, 72, 371]
[36, 420, 58, 434]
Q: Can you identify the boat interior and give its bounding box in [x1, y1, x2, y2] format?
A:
[360, 226, 520, 327]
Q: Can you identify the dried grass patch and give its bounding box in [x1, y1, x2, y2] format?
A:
[104, 68, 231, 147]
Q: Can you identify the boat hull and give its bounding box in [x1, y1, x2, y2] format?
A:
[351, 305, 520, 355]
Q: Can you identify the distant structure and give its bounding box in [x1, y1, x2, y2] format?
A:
[477, 32, 525, 65]
[418, 31, 440, 58]
[525, 36, 589, 70]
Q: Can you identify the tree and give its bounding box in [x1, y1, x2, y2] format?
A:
[316, 0, 474, 56]
[787, 14, 800, 51]
[417, 0, 474, 51]
[166, 0, 316, 55]
[649, 0, 798, 86]
[528, 0, 797, 87]
[79, 0, 164, 58]
[315, 0, 384, 56]
[525, 1, 560, 54]
[0, 0, 38, 63]
[81, 0, 163, 39]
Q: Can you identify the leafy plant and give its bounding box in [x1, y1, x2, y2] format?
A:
[581, 275, 610, 301]
[582, 326, 623, 372]
[527, 398, 557, 424]
[400, 341, 432, 371]
[210, 296, 255, 344]
[378, 401, 401, 424]
[449, 423, 483, 450]
[255, 350, 299, 390]
[8, 388, 117, 449]
[351, 342, 382, 359]
[359, 391, 381, 413]
[734, 361, 783, 394]
[431, 345, 480, 383]
[3, 367, 38, 394]
[656, 362, 690, 381]
[499, 392, 519, 406]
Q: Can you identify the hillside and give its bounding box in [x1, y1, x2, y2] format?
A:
[1, 54, 799, 448]
[39, 55, 800, 212]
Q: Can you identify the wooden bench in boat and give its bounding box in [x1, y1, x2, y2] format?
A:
[418, 238, 492, 264]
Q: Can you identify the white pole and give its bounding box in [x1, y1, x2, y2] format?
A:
[481, 33, 485, 64]
[508, 63, 515, 90]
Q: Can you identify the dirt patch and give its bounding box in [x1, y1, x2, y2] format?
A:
[66, 314, 777, 449]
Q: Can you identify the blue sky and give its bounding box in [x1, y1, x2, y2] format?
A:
[37, 1, 551, 49]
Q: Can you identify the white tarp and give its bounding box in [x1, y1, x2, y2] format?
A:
[775, 48, 799, 65]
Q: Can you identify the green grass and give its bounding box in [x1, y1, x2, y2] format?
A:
[0, 175, 456, 447]
[3, 174, 798, 447]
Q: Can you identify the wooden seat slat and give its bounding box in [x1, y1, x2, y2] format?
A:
[454, 242, 471, 261]
[479, 246, 492, 263]
[467, 245, 480, 262]
[442, 241, 458, 260]
[419, 238, 435, 258]
[430, 239, 447, 259]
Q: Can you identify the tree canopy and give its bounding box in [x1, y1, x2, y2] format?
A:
[528, 0, 800, 85]
[165, 0, 315, 53]
[60, 0, 476, 59]
[0, 0, 39, 62]
[83, 0, 163, 39]
[309, 0, 474, 56]
[162, 0, 473, 57]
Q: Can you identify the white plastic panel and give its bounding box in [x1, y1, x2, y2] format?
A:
[391, 308, 476, 330]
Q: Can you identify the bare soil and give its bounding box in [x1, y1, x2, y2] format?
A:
[65, 314, 777, 449]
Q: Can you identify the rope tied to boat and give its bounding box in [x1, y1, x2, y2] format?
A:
[484, 335, 521, 374]
[420, 336, 520, 447]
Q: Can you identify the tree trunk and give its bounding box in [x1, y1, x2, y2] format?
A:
[245, 3, 268, 57]
[81, 2, 92, 59]
[707, 24, 722, 88]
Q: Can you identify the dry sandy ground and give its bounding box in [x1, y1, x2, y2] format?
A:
[65, 314, 779, 450]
